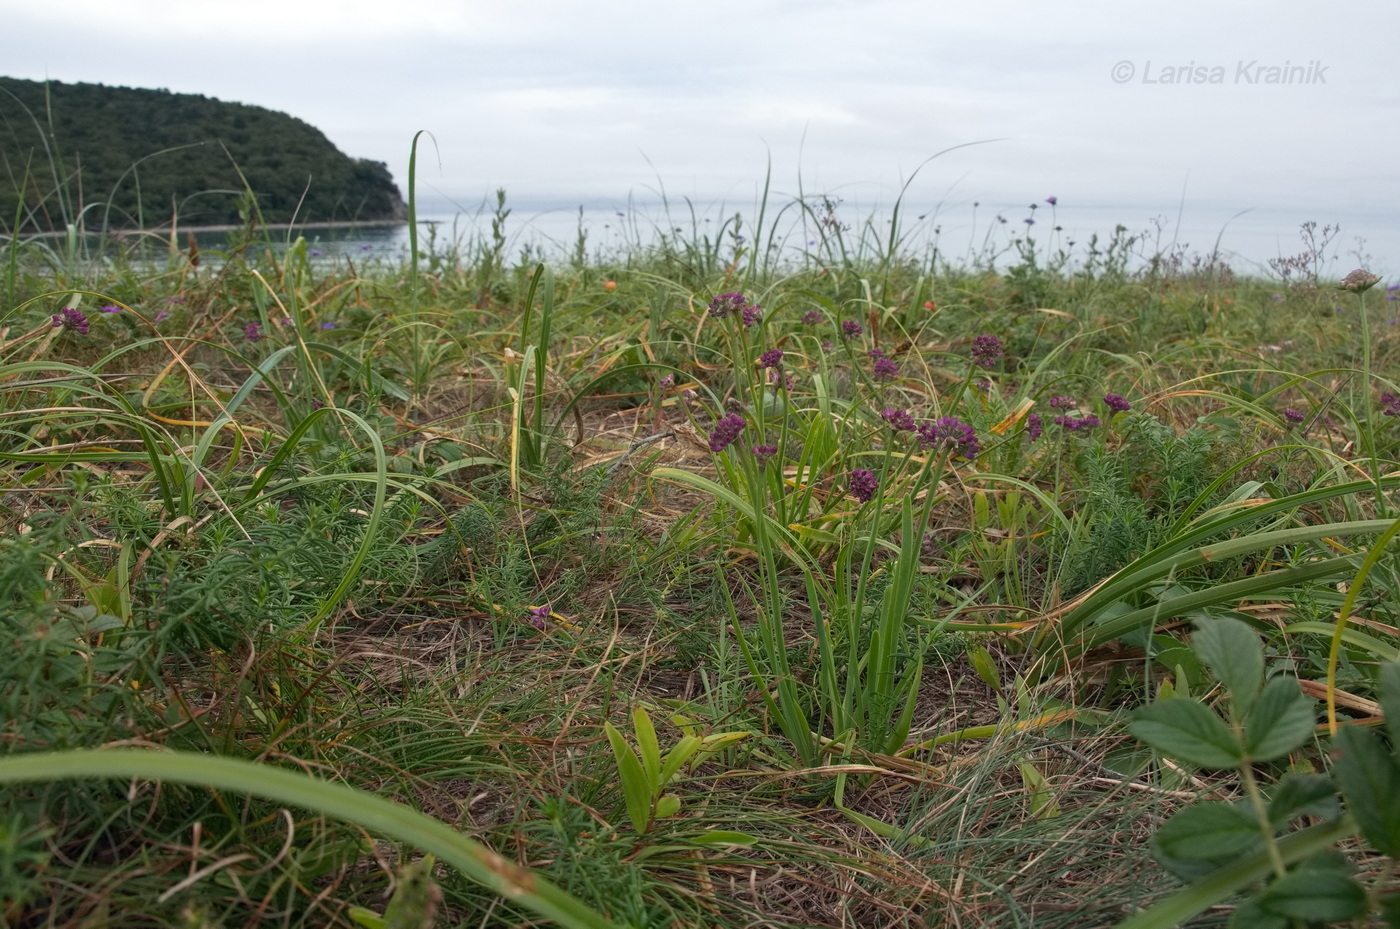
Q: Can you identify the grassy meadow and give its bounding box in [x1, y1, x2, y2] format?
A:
[2, 186, 1400, 929]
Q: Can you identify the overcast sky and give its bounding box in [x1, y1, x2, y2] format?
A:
[5, 0, 1398, 272]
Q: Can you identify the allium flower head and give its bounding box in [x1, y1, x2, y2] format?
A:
[708, 413, 747, 453]
[51, 307, 89, 334]
[1103, 393, 1131, 413]
[1054, 413, 1101, 432]
[1048, 394, 1077, 409]
[245, 322, 263, 343]
[918, 416, 980, 459]
[1338, 269, 1380, 293]
[1381, 393, 1400, 417]
[1045, 196, 1058, 206]
[708, 292, 746, 318]
[1026, 413, 1043, 442]
[880, 407, 916, 431]
[801, 309, 824, 325]
[742, 303, 762, 327]
[658, 374, 675, 389]
[758, 348, 784, 369]
[841, 319, 863, 339]
[1282, 407, 1306, 425]
[752, 444, 778, 464]
[848, 469, 879, 503]
[970, 334, 1004, 369]
[872, 355, 899, 379]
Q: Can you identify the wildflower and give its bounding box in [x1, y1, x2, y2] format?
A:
[918, 417, 980, 459]
[841, 319, 863, 339]
[1338, 269, 1380, 293]
[153, 309, 171, 324]
[245, 322, 263, 343]
[311, 398, 324, 410]
[752, 444, 778, 464]
[923, 300, 937, 310]
[769, 370, 796, 390]
[742, 303, 762, 327]
[658, 374, 675, 389]
[872, 355, 899, 379]
[1054, 413, 1100, 432]
[970, 334, 1004, 369]
[922, 533, 938, 557]
[527, 605, 550, 629]
[98, 304, 122, 314]
[1045, 196, 1057, 206]
[801, 309, 823, 325]
[848, 469, 879, 503]
[708, 292, 746, 318]
[1381, 393, 1400, 416]
[880, 407, 916, 431]
[50, 307, 89, 334]
[603, 280, 617, 291]
[757, 348, 784, 370]
[1026, 412, 1043, 442]
[320, 321, 336, 330]
[1048, 394, 1077, 409]
[310, 249, 323, 257]
[1282, 407, 1306, 425]
[708, 413, 747, 452]
[1023, 218, 1035, 226]
[681, 389, 697, 408]
[1103, 393, 1131, 413]
[821, 340, 834, 351]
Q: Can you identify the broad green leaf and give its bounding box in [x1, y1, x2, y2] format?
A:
[1130, 698, 1243, 769]
[603, 721, 652, 834]
[1381, 662, 1400, 748]
[632, 707, 662, 790]
[1193, 618, 1263, 714]
[1243, 678, 1316, 761]
[690, 831, 758, 846]
[968, 645, 1002, 694]
[1017, 762, 1061, 819]
[1153, 802, 1261, 863]
[1227, 897, 1287, 929]
[658, 735, 703, 788]
[1267, 774, 1339, 827]
[1333, 725, 1400, 856]
[654, 794, 681, 819]
[1257, 870, 1367, 921]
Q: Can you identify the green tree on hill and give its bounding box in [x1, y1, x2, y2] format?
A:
[0, 76, 405, 232]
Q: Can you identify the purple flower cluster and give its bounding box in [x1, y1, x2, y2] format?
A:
[848, 469, 879, 503]
[1103, 393, 1131, 413]
[970, 334, 1004, 368]
[1282, 407, 1306, 425]
[918, 416, 980, 459]
[1048, 394, 1077, 409]
[527, 605, 550, 629]
[752, 444, 778, 464]
[801, 309, 824, 325]
[708, 413, 747, 452]
[881, 407, 916, 431]
[868, 349, 899, 380]
[51, 307, 90, 334]
[1382, 393, 1400, 417]
[708, 292, 746, 318]
[245, 322, 263, 343]
[758, 348, 784, 369]
[841, 319, 863, 339]
[98, 304, 122, 314]
[1054, 414, 1101, 432]
[658, 374, 675, 389]
[1026, 412, 1043, 442]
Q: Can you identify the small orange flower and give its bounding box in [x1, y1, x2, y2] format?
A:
[603, 280, 617, 291]
[923, 300, 937, 310]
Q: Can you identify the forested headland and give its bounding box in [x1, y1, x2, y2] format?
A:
[0, 76, 405, 232]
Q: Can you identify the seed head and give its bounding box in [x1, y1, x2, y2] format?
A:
[1339, 269, 1380, 293]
